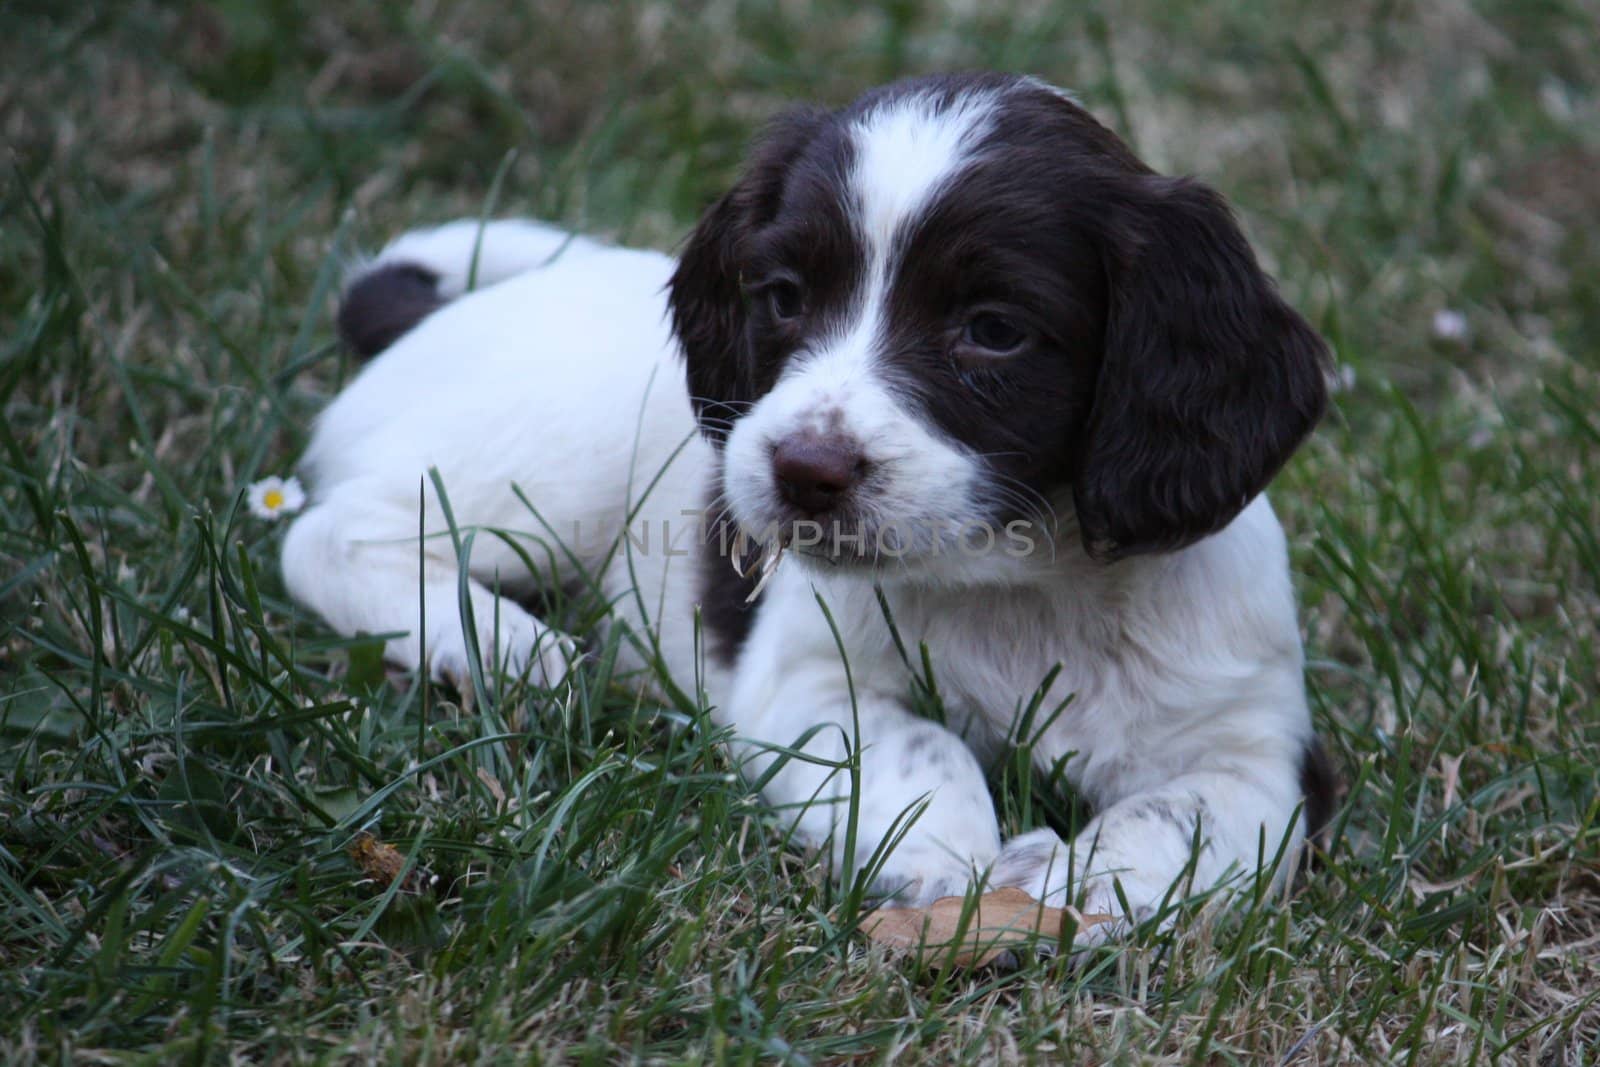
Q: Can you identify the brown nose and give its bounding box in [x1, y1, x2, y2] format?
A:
[772, 433, 867, 514]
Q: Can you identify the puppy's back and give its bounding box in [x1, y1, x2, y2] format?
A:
[336, 220, 608, 359]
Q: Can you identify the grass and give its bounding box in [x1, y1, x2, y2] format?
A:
[2, 0, 1598, 1062]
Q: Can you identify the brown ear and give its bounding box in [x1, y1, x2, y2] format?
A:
[668, 108, 827, 446]
[1075, 177, 1330, 559]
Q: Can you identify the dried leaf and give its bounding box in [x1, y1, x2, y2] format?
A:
[349, 832, 405, 887]
[348, 832, 436, 894]
[861, 887, 1113, 968]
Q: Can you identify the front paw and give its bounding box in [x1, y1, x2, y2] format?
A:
[862, 841, 993, 910]
[989, 828, 1152, 948]
[989, 828, 1074, 904]
[866, 868, 976, 910]
[430, 618, 578, 690]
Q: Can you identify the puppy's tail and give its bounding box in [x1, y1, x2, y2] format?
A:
[338, 219, 594, 359]
[338, 262, 445, 360]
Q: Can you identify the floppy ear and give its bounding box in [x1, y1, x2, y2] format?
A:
[669, 108, 826, 445]
[669, 187, 751, 440]
[1074, 177, 1330, 560]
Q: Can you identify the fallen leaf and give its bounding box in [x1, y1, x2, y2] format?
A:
[349, 832, 406, 887]
[861, 887, 1113, 968]
[348, 832, 437, 894]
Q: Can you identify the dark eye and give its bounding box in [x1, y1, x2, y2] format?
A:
[767, 280, 804, 322]
[963, 313, 1027, 354]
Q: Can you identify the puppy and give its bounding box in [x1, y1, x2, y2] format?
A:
[283, 72, 1335, 938]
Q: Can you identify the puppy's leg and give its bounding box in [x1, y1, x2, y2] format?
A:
[281, 498, 576, 687]
[990, 763, 1304, 945]
[733, 674, 1001, 905]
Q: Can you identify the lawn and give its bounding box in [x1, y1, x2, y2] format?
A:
[3, 1, 1598, 1062]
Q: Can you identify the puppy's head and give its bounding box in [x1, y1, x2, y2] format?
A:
[670, 73, 1328, 574]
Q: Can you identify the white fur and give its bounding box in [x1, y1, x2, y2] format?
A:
[284, 87, 1316, 948]
[849, 91, 998, 255]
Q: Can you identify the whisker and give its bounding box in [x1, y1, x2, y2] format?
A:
[687, 395, 755, 415]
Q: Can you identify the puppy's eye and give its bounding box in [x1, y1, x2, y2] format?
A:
[767, 281, 805, 322]
[962, 313, 1027, 355]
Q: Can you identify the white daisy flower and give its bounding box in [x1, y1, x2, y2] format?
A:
[246, 475, 306, 521]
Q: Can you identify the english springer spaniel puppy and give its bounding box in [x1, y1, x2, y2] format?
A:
[283, 72, 1336, 941]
